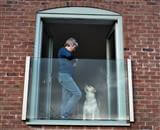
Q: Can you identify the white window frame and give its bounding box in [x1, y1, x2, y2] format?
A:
[22, 7, 134, 126]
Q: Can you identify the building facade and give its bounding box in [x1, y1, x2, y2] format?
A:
[0, 0, 160, 130]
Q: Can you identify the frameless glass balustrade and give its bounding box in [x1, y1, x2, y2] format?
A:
[26, 58, 129, 121]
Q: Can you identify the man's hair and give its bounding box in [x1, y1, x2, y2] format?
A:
[64, 37, 78, 47]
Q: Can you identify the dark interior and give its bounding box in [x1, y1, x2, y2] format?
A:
[41, 18, 116, 59]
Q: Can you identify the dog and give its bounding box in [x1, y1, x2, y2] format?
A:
[83, 85, 100, 120]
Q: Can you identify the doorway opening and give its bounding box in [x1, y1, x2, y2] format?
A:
[38, 18, 118, 119]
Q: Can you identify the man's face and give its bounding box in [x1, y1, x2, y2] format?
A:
[70, 45, 77, 52]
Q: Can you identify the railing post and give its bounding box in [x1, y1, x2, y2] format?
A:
[127, 59, 134, 122]
[22, 56, 31, 120]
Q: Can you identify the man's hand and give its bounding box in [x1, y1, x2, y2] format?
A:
[73, 59, 78, 67]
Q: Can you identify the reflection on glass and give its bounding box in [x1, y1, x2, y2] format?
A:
[27, 58, 129, 121]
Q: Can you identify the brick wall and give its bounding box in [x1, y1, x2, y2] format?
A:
[0, 0, 160, 130]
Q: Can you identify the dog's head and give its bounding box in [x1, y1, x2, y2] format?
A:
[84, 85, 96, 93]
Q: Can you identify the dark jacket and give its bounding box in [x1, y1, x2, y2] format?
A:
[58, 47, 75, 75]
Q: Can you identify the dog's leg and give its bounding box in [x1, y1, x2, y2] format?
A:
[91, 112, 95, 120]
[83, 113, 87, 120]
[83, 108, 86, 120]
[83, 112, 85, 120]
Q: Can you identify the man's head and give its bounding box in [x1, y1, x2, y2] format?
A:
[64, 37, 78, 52]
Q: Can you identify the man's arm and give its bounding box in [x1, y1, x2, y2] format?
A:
[60, 48, 74, 60]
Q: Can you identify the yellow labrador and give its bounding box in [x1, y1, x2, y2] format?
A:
[83, 85, 100, 120]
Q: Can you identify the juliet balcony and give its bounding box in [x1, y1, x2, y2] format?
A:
[22, 57, 134, 126]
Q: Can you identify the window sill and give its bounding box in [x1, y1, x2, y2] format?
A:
[26, 120, 130, 126]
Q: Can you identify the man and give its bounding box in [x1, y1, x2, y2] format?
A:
[58, 37, 82, 119]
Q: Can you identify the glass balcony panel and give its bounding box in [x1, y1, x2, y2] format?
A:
[26, 58, 129, 121]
